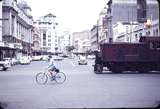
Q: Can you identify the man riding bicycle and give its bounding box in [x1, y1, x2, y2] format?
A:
[48, 59, 59, 80]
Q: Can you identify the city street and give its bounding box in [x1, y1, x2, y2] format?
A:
[0, 58, 160, 109]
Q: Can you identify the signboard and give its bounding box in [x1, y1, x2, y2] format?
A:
[13, 43, 23, 49]
[0, 41, 9, 47]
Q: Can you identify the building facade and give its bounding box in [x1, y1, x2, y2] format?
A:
[72, 30, 91, 53]
[0, 0, 3, 60]
[32, 27, 41, 55]
[97, 7, 108, 44]
[106, 0, 159, 42]
[1, 0, 33, 59]
[0, 0, 2, 42]
[58, 31, 72, 54]
[90, 25, 98, 51]
[33, 13, 58, 54]
[113, 22, 139, 42]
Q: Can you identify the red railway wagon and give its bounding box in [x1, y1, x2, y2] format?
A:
[94, 36, 160, 74]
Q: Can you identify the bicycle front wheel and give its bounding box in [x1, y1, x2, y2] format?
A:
[55, 72, 66, 84]
[36, 72, 48, 85]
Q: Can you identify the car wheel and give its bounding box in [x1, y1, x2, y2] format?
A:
[3, 67, 7, 71]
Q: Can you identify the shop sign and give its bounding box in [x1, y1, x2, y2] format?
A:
[0, 41, 9, 47]
[13, 43, 23, 49]
[0, 41, 4, 47]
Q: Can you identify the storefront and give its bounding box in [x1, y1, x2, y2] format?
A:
[0, 42, 23, 60]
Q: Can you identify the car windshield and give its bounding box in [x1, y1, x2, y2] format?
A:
[0, 0, 160, 108]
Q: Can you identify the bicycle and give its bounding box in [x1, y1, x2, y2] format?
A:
[36, 68, 66, 85]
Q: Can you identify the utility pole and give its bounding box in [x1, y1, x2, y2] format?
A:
[157, 0, 160, 31]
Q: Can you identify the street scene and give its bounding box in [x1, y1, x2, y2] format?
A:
[0, 57, 160, 109]
[0, 0, 160, 109]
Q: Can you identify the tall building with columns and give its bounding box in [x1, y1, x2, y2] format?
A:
[2, 0, 33, 58]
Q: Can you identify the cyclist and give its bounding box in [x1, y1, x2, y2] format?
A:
[48, 59, 58, 80]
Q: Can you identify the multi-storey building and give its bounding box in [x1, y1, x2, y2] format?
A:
[0, 0, 2, 42]
[90, 25, 98, 51]
[0, 0, 3, 60]
[113, 22, 139, 42]
[32, 27, 41, 55]
[33, 13, 58, 54]
[106, 0, 159, 42]
[72, 30, 91, 53]
[97, 7, 108, 44]
[2, 0, 33, 58]
[58, 31, 72, 54]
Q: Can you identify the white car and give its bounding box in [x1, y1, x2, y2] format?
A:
[3, 57, 12, 65]
[19, 56, 30, 64]
[0, 59, 11, 71]
[52, 55, 64, 61]
[87, 55, 96, 59]
[32, 56, 42, 61]
[42, 55, 49, 61]
[78, 56, 87, 65]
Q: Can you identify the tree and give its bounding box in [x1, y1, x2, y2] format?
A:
[86, 49, 92, 55]
[66, 46, 75, 52]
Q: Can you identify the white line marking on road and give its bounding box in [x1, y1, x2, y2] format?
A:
[70, 61, 76, 67]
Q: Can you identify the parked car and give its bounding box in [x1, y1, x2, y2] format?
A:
[87, 55, 96, 59]
[52, 55, 64, 61]
[3, 57, 12, 65]
[61, 54, 69, 58]
[32, 56, 42, 61]
[78, 56, 87, 65]
[42, 55, 49, 61]
[19, 56, 30, 64]
[0, 59, 11, 71]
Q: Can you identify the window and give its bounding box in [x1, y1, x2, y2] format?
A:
[153, 30, 156, 36]
[48, 39, 51, 42]
[156, 29, 158, 36]
[139, 33, 142, 37]
[48, 43, 51, 46]
[43, 42, 46, 46]
[137, 0, 147, 23]
[135, 34, 138, 41]
[11, 15, 15, 35]
[146, 31, 150, 36]
[43, 33, 46, 40]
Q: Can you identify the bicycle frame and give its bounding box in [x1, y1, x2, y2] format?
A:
[44, 69, 57, 78]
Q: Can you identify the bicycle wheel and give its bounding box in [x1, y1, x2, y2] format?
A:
[36, 72, 48, 85]
[55, 72, 66, 84]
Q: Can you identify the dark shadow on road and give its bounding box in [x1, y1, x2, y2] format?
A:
[0, 102, 7, 109]
[95, 70, 160, 75]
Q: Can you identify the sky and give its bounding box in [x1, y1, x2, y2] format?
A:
[19, 0, 107, 34]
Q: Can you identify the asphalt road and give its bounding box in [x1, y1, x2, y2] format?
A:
[0, 58, 160, 109]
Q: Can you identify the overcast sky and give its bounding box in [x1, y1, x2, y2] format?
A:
[20, 0, 107, 34]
